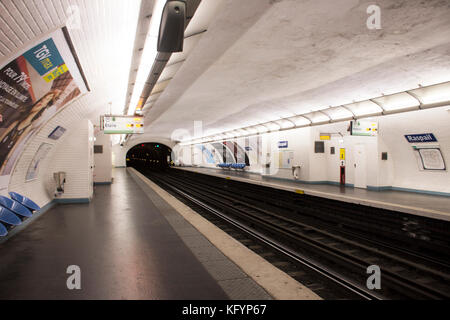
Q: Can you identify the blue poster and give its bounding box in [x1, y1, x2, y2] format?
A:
[22, 38, 65, 76]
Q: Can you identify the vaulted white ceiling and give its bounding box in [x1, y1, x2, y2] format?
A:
[138, 0, 450, 143]
[1, 0, 450, 148]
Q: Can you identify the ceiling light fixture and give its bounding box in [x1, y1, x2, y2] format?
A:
[180, 81, 450, 145]
[127, 0, 166, 116]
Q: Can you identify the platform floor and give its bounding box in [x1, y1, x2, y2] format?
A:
[0, 169, 270, 299]
[175, 166, 450, 222]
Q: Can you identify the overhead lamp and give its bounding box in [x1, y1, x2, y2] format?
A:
[322, 106, 354, 121]
[345, 100, 383, 117]
[409, 82, 450, 108]
[372, 92, 420, 113]
[264, 122, 281, 131]
[275, 119, 295, 129]
[244, 127, 258, 135]
[221, 132, 233, 139]
[230, 130, 243, 137]
[128, 0, 166, 115]
[288, 115, 311, 127]
[303, 111, 330, 124]
[237, 129, 250, 136]
[254, 125, 269, 133]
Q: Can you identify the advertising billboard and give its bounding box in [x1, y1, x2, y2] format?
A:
[0, 27, 89, 192]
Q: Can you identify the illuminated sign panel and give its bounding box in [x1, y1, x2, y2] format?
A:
[101, 115, 144, 134]
[351, 120, 378, 136]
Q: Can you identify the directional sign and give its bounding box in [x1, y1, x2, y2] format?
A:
[101, 115, 144, 134]
[351, 120, 378, 136]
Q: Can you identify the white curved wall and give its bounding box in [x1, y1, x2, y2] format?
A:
[173, 106, 450, 195]
[7, 99, 94, 206]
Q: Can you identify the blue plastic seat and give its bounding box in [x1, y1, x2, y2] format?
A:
[0, 206, 22, 226]
[0, 195, 32, 218]
[0, 222, 7, 237]
[9, 192, 40, 212]
[219, 163, 232, 168]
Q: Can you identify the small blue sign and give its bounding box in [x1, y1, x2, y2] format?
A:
[278, 141, 288, 148]
[48, 126, 66, 140]
[404, 133, 437, 143]
[245, 146, 252, 151]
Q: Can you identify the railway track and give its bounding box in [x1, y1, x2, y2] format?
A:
[144, 168, 450, 300]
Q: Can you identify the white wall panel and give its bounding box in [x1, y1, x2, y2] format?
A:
[93, 131, 112, 183]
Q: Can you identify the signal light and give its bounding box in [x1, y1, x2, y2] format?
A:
[156, 144, 160, 148]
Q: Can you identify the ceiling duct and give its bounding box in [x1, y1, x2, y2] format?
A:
[158, 0, 186, 52]
[130, 0, 202, 116]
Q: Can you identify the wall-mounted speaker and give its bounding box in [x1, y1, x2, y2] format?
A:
[157, 0, 186, 53]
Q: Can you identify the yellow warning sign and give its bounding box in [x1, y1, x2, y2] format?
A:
[320, 135, 330, 140]
[340, 148, 345, 160]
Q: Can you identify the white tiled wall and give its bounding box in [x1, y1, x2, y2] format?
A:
[8, 102, 94, 207]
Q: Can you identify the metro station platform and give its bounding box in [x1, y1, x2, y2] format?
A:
[0, 169, 444, 300]
[0, 168, 318, 300]
[174, 167, 450, 222]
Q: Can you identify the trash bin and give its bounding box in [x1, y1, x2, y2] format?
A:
[53, 172, 66, 194]
[292, 165, 301, 180]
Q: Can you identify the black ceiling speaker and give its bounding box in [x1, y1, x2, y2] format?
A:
[157, 0, 186, 52]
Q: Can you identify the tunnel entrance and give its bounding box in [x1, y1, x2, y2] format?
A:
[126, 143, 172, 171]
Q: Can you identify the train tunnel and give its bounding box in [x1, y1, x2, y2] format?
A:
[126, 143, 172, 171]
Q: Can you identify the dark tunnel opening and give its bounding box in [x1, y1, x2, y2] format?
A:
[126, 143, 172, 172]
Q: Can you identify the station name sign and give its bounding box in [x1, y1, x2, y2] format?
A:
[101, 115, 144, 134]
[404, 133, 437, 143]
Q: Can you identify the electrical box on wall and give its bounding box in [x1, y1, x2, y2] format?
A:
[381, 152, 388, 160]
[315, 141, 325, 153]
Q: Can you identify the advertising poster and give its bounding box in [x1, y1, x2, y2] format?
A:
[0, 28, 88, 190]
[25, 143, 53, 181]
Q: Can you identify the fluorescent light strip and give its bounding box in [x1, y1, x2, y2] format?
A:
[182, 81, 450, 145]
[127, 0, 166, 116]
